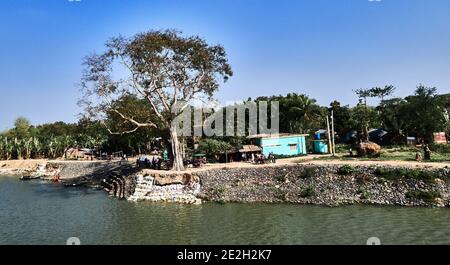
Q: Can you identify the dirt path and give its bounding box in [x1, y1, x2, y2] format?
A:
[1, 155, 449, 178]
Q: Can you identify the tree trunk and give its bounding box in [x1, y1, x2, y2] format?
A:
[170, 125, 185, 171]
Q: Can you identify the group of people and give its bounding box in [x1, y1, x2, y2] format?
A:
[136, 155, 163, 170]
[415, 144, 432, 161]
[242, 152, 276, 164]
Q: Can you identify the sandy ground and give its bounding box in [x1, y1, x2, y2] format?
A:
[0, 159, 108, 170]
[138, 154, 450, 175]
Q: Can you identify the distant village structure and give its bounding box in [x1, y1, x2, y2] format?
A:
[248, 134, 308, 157]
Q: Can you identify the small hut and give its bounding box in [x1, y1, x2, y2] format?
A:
[239, 145, 262, 161]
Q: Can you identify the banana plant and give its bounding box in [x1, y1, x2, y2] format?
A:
[0, 136, 4, 160]
[23, 137, 33, 159]
[4, 137, 13, 160]
[13, 138, 23, 159]
[47, 137, 57, 158]
[33, 137, 42, 158]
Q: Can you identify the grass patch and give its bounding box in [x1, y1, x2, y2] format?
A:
[317, 145, 450, 163]
[406, 190, 441, 204]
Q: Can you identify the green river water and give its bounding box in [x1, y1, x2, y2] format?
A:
[1, 176, 450, 245]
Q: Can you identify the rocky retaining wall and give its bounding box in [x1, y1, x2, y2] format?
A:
[196, 164, 450, 207]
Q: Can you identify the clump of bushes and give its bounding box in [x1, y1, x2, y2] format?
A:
[357, 187, 371, 200]
[300, 187, 315, 198]
[406, 190, 441, 204]
[338, 165, 355, 175]
[300, 167, 317, 179]
[374, 167, 441, 183]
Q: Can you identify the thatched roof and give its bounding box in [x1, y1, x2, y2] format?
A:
[239, 145, 262, 153]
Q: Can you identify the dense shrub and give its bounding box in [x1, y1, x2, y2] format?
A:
[406, 190, 441, 204]
[300, 187, 315, 198]
[338, 165, 355, 175]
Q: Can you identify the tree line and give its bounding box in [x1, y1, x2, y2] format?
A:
[1, 85, 448, 161]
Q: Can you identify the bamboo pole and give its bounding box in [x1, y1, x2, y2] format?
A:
[331, 110, 336, 156]
[326, 116, 332, 155]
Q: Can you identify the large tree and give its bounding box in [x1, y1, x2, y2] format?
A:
[401, 85, 447, 143]
[80, 30, 232, 171]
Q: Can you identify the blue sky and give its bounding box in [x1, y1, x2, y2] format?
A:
[1, 0, 450, 130]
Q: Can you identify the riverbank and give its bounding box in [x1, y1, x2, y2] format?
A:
[2, 158, 450, 207]
[125, 162, 450, 207]
[196, 164, 450, 207]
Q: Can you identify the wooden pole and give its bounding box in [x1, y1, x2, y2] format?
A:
[331, 110, 336, 156]
[326, 116, 332, 155]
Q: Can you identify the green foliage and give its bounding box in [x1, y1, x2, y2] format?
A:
[338, 165, 355, 175]
[300, 187, 315, 198]
[80, 30, 233, 170]
[374, 167, 441, 182]
[349, 104, 381, 133]
[329, 101, 352, 134]
[197, 139, 233, 155]
[406, 190, 441, 204]
[254, 93, 326, 134]
[13, 117, 31, 139]
[357, 187, 371, 200]
[381, 86, 447, 143]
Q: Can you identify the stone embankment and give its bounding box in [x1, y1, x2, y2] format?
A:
[4, 158, 450, 207]
[122, 163, 450, 207]
[196, 164, 450, 207]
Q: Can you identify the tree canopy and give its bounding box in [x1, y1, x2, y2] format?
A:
[80, 29, 233, 170]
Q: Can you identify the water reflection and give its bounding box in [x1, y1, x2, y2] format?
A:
[1, 177, 450, 245]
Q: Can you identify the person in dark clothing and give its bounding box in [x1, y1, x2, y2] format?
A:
[424, 144, 432, 161]
[157, 158, 162, 170]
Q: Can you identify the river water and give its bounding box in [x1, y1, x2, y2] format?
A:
[1, 176, 450, 245]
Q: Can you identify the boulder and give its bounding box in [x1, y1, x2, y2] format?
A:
[355, 141, 381, 157]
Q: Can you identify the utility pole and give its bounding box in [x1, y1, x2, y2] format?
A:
[331, 110, 336, 156]
[326, 115, 332, 155]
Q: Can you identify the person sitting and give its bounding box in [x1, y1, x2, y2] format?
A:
[415, 151, 422, 161]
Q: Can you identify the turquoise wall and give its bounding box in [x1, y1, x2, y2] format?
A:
[259, 135, 307, 156]
[313, 141, 329, 154]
